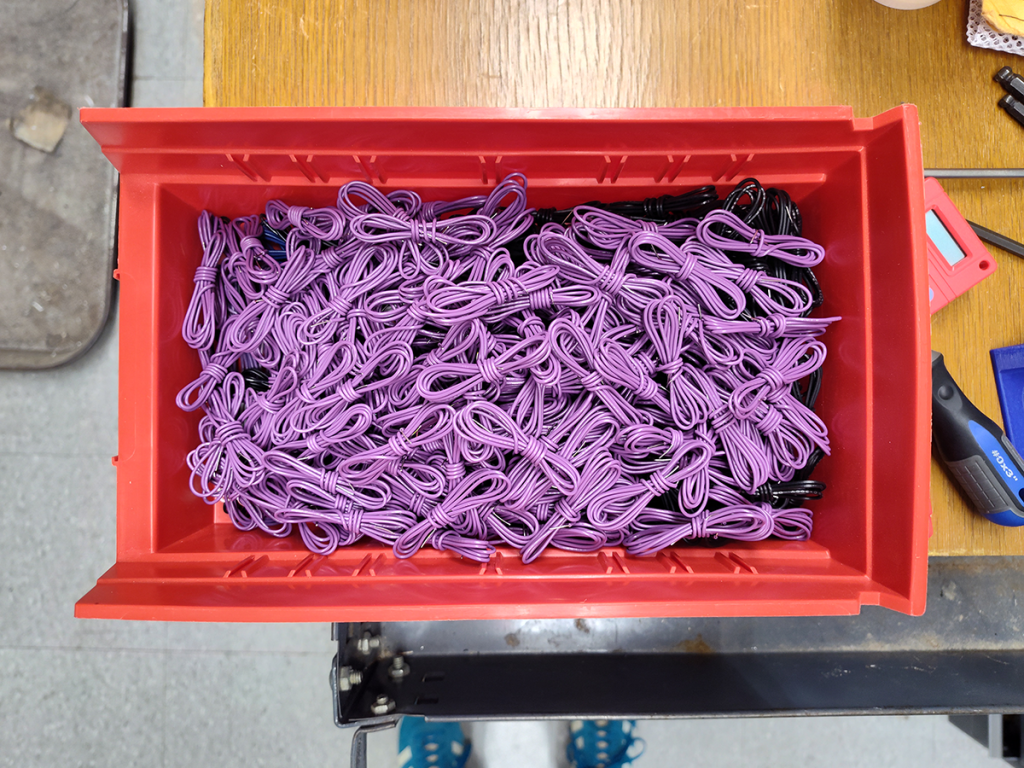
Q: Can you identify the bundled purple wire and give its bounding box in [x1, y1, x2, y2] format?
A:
[178, 174, 839, 563]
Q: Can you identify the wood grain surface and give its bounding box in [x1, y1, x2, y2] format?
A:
[206, 0, 1024, 556]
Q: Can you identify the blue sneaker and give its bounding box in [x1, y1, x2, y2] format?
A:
[567, 720, 645, 768]
[398, 716, 470, 768]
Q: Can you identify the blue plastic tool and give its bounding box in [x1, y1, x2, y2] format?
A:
[933, 351, 1024, 527]
[990, 343, 1024, 450]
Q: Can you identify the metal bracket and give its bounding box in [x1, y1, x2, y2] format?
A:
[348, 718, 398, 768]
[332, 623, 413, 727]
[950, 714, 1024, 764]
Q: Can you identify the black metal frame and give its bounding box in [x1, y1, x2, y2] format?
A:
[331, 558, 1024, 766]
[334, 640, 1024, 723]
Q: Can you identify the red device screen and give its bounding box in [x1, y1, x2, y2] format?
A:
[926, 177, 997, 314]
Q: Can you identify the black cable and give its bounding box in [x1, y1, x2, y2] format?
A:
[721, 178, 767, 225]
[606, 185, 719, 220]
[752, 479, 826, 508]
[258, 215, 289, 261]
[791, 358, 823, 410]
[242, 366, 271, 392]
[747, 447, 827, 509]
[532, 185, 720, 231]
[794, 448, 826, 481]
[713, 179, 772, 271]
[761, 188, 802, 237]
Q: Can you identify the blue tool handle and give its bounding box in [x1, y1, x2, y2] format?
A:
[932, 351, 1024, 526]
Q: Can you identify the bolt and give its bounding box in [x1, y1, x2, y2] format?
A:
[388, 656, 410, 681]
[356, 632, 380, 656]
[370, 695, 395, 715]
[337, 666, 363, 692]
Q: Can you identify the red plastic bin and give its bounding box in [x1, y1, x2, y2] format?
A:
[76, 106, 931, 621]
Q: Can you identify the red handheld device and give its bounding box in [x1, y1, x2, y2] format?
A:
[926, 177, 997, 314]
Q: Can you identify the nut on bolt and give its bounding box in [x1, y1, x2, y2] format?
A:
[356, 632, 381, 656]
[370, 695, 395, 715]
[337, 665, 363, 692]
[388, 656, 410, 680]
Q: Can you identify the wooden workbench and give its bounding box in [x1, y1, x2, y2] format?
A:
[206, 0, 1024, 556]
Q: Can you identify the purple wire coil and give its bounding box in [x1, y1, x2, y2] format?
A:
[178, 175, 839, 563]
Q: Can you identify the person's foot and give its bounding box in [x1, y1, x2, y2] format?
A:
[566, 720, 644, 768]
[398, 716, 470, 768]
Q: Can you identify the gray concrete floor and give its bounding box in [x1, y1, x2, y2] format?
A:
[0, 0, 1003, 765]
